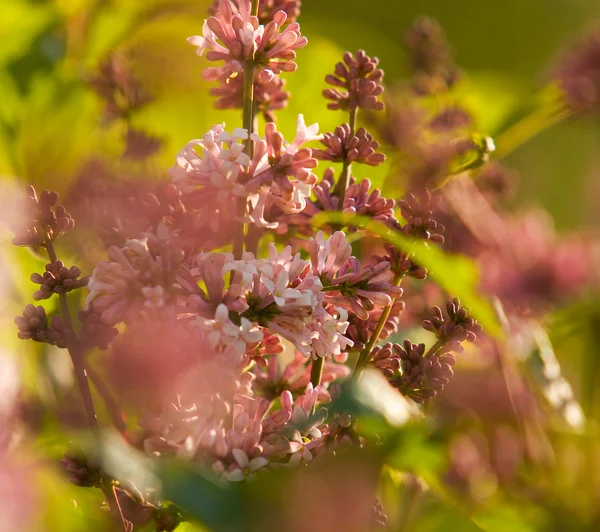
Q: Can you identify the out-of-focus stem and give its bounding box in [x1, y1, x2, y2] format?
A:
[87, 366, 127, 434]
[46, 242, 98, 433]
[44, 241, 128, 531]
[353, 271, 404, 379]
[245, 225, 262, 256]
[435, 94, 572, 192]
[310, 357, 324, 388]
[397, 474, 423, 532]
[313, 104, 356, 386]
[334, 106, 358, 203]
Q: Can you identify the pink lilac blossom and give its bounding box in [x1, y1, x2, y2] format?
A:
[554, 27, 600, 112]
[246, 116, 322, 224]
[309, 231, 403, 320]
[31, 261, 88, 300]
[194, 303, 263, 359]
[172, 117, 321, 231]
[314, 125, 386, 166]
[210, 0, 302, 26]
[86, 234, 189, 326]
[282, 172, 398, 235]
[210, 71, 290, 121]
[142, 382, 335, 480]
[346, 300, 405, 351]
[323, 50, 385, 111]
[326, 260, 402, 319]
[188, 0, 307, 81]
[193, 241, 352, 360]
[240, 327, 284, 368]
[253, 350, 350, 398]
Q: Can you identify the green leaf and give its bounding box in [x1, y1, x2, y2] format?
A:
[312, 212, 503, 337]
[174, 522, 212, 532]
[158, 463, 244, 532]
[412, 499, 487, 532]
[472, 505, 539, 532]
[37, 467, 111, 531]
[101, 432, 243, 531]
[386, 425, 447, 483]
[0, 0, 56, 67]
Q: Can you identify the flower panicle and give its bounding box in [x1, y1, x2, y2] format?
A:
[397, 188, 445, 243]
[15, 305, 67, 347]
[404, 16, 461, 95]
[10, 187, 100, 350]
[554, 27, 600, 112]
[323, 49, 385, 111]
[30, 261, 88, 301]
[11, 186, 74, 248]
[210, 71, 290, 121]
[421, 297, 483, 353]
[368, 299, 482, 403]
[314, 124, 386, 166]
[188, 0, 307, 82]
[209, 0, 302, 26]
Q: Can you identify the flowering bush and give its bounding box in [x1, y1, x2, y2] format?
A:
[3, 1, 600, 531]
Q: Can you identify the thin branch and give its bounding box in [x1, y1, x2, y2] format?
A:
[333, 106, 358, 201]
[233, 21, 259, 260]
[86, 366, 127, 435]
[353, 271, 404, 379]
[309, 357, 324, 388]
[44, 241, 128, 531]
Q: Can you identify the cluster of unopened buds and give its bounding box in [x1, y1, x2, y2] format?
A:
[10, 1, 499, 530]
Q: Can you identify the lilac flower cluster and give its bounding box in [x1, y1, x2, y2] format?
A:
[11, 186, 74, 248]
[314, 125, 386, 166]
[169, 115, 321, 233]
[404, 16, 461, 95]
[323, 50, 385, 112]
[87, 53, 161, 159]
[554, 28, 600, 112]
[195, 0, 307, 123]
[73, 3, 458, 496]
[369, 298, 481, 402]
[11, 5, 498, 531]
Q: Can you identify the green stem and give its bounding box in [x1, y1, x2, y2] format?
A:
[353, 271, 404, 379]
[310, 357, 324, 388]
[321, 285, 343, 292]
[423, 340, 442, 359]
[46, 242, 99, 433]
[433, 97, 572, 192]
[233, 32, 258, 260]
[44, 242, 128, 531]
[333, 106, 358, 203]
[245, 225, 262, 256]
[583, 316, 600, 417]
[87, 366, 127, 434]
[397, 474, 423, 532]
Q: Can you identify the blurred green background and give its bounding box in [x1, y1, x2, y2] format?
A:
[2, 0, 600, 530]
